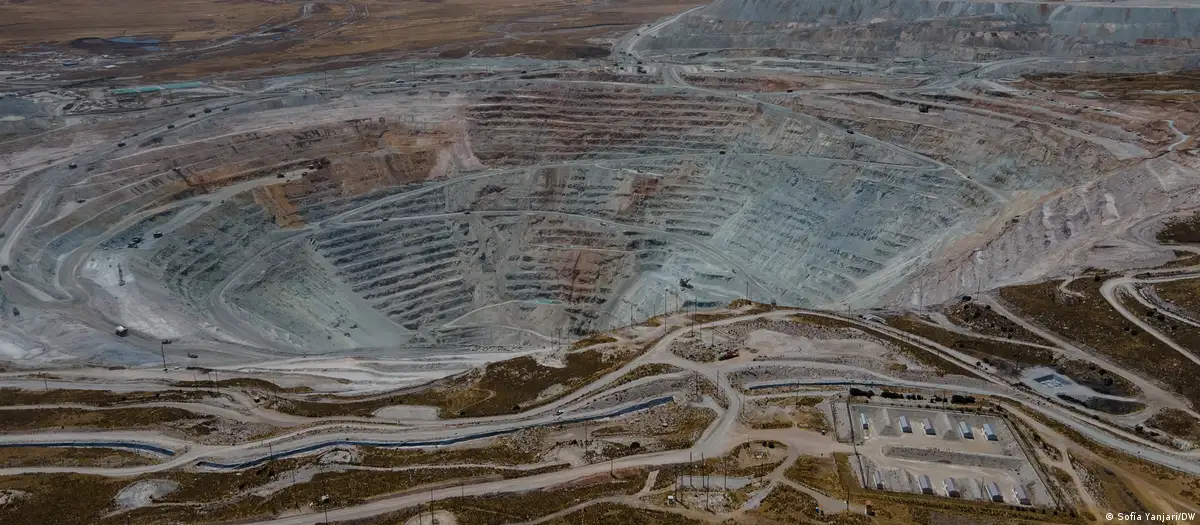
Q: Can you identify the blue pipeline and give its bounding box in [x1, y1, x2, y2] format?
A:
[0, 441, 175, 456]
[197, 395, 675, 470]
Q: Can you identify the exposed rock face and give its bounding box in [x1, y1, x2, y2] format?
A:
[0, 0, 1196, 364]
[649, 0, 1200, 74]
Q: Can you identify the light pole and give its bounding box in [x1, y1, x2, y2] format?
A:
[159, 340, 168, 371]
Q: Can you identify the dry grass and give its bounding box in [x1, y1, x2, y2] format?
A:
[651, 406, 718, 450]
[1116, 290, 1200, 363]
[275, 347, 642, 419]
[1146, 408, 1200, 443]
[0, 446, 156, 468]
[0, 0, 294, 47]
[1074, 455, 1149, 514]
[670, 441, 788, 481]
[453, 349, 639, 417]
[0, 457, 562, 525]
[398, 469, 649, 525]
[784, 455, 842, 497]
[545, 502, 706, 525]
[755, 483, 823, 523]
[0, 407, 205, 433]
[1023, 72, 1200, 106]
[1153, 277, 1200, 321]
[942, 300, 1052, 346]
[746, 396, 829, 432]
[0, 474, 127, 525]
[1019, 403, 1200, 509]
[885, 315, 1056, 376]
[1157, 214, 1200, 245]
[791, 314, 976, 377]
[691, 312, 738, 324]
[610, 363, 683, 388]
[170, 377, 313, 393]
[569, 334, 618, 351]
[7, 0, 704, 80]
[358, 441, 539, 468]
[999, 279, 1200, 408]
[0, 387, 216, 407]
[119, 464, 563, 525]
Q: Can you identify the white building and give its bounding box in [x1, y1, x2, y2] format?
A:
[944, 478, 960, 498]
[986, 481, 1003, 502]
[918, 474, 933, 494]
[1014, 484, 1031, 505]
[983, 423, 997, 441]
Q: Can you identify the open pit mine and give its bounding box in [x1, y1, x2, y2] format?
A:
[1, 0, 1200, 524]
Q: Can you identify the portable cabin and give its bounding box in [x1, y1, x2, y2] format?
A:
[923, 419, 936, 435]
[986, 481, 1003, 502]
[898, 416, 912, 433]
[918, 475, 933, 494]
[944, 478, 960, 498]
[958, 421, 974, 439]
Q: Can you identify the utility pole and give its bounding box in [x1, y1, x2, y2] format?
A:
[42, 375, 48, 391]
[160, 341, 167, 371]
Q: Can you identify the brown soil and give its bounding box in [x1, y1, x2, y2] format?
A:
[885, 315, 1055, 376]
[1145, 408, 1200, 443]
[5, 0, 704, 80]
[942, 300, 1052, 346]
[0, 387, 217, 406]
[0, 447, 156, 469]
[1157, 214, 1200, 244]
[999, 279, 1200, 408]
[1153, 277, 1200, 319]
[274, 347, 641, 419]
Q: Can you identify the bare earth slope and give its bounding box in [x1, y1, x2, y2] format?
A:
[0, 0, 1197, 374]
